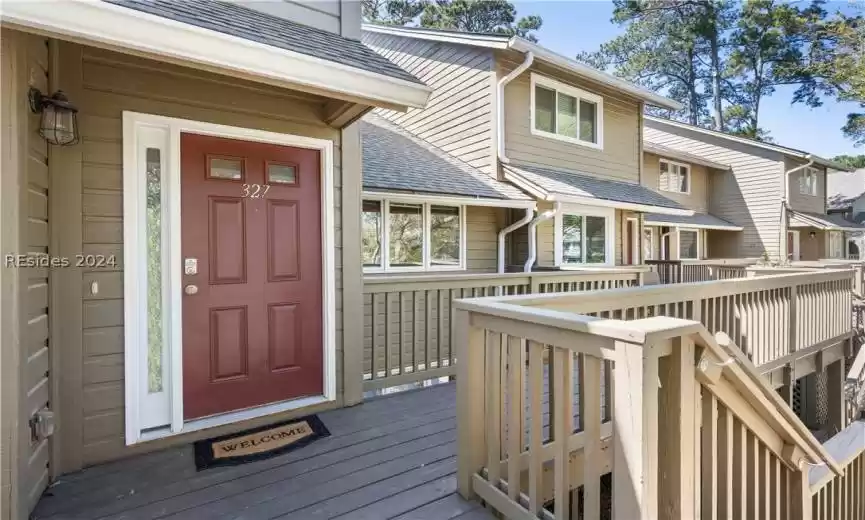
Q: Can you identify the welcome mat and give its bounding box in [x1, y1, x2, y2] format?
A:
[193, 415, 330, 471]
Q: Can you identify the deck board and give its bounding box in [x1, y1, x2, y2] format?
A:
[33, 383, 493, 520]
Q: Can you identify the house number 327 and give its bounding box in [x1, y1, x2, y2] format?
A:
[241, 184, 270, 198]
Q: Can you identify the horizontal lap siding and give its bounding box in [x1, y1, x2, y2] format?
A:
[500, 55, 641, 183]
[62, 43, 346, 466]
[22, 33, 52, 515]
[362, 32, 495, 174]
[645, 122, 784, 260]
[466, 206, 505, 271]
[786, 157, 826, 214]
[642, 152, 710, 213]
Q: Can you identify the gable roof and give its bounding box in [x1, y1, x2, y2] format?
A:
[362, 23, 681, 111]
[789, 210, 865, 232]
[827, 168, 865, 210]
[643, 142, 730, 171]
[645, 116, 850, 171]
[362, 115, 531, 202]
[502, 163, 691, 216]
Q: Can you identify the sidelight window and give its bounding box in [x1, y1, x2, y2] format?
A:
[362, 199, 465, 272]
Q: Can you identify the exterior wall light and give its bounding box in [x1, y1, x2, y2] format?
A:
[28, 88, 79, 146]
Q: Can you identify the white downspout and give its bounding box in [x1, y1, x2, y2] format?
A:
[524, 202, 560, 272]
[497, 51, 534, 165]
[498, 207, 534, 273]
[781, 155, 815, 261]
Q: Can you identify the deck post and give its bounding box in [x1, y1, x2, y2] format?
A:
[790, 465, 813, 520]
[455, 308, 486, 499]
[613, 339, 657, 520]
[657, 336, 698, 518]
[827, 358, 846, 434]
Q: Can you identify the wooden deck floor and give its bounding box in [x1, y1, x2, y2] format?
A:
[33, 383, 493, 520]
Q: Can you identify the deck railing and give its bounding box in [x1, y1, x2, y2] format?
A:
[453, 283, 843, 519]
[646, 259, 754, 284]
[808, 421, 865, 520]
[361, 268, 645, 391]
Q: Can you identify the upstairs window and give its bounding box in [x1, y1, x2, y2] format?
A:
[362, 199, 464, 272]
[799, 167, 820, 196]
[659, 159, 690, 194]
[531, 73, 603, 149]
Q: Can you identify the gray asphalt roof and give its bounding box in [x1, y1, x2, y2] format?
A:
[104, 0, 423, 85]
[827, 168, 865, 210]
[502, 163, 686, 211]
[644, 212, 742, 230]
[361, 115, 531, 201]
[791, 210, 865, 230]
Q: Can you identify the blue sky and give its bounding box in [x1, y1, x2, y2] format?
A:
[513, 1, 862, 158]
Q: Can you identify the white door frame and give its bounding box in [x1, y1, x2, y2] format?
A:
[122, 112, 336, 445]
[787, 230, 801, 261]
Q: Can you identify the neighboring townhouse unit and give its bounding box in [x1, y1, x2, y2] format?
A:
[827, 168, 865, 258]
[644, 116, 865, 261]
[361, 24, 691, 275]
[0, 2, 431, 518]
[639, 142, 742, 261]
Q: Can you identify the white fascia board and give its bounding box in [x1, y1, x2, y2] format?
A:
[362, 191, 536, 209]
[509, 39, 682, 111]
[645, 116, 852, 172]
[644, 219, 743, 231]
[3, 1, 432, 110]
[362, 24, 510, 49]
[500, 169, 549, 200]
[547, 193, 694, 216]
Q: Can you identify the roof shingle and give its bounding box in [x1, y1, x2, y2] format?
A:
[105, 0, 423, 85]
[362, 115, 530, 201]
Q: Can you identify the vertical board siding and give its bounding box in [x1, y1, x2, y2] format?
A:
[642, 152, 710, 213]
[645, 121, 784, 260]
[362, 32, 495, 174]
[500, 55, 641, 183]
[787, 157, 826, 214]
[22, 33, 52, 514]
[61, 43, 346, 466]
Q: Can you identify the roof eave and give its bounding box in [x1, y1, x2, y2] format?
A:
[4, 2, 433, 111]
[508, 38, 683, 110]
[362, 23, 511, 49]
[547, 193, 693, 216]
[362, 189, 536, 208]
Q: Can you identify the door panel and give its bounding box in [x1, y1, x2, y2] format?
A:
[181, 133, 323, 420]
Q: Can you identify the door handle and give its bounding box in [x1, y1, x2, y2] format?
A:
[184, 284, 199, 295]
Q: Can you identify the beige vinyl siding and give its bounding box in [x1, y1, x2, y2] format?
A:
[645, 121, 785, 260]
[500, 53, 641, 183]
[55, 42, 348, 468]
[787, 158, 826, 214]
[241, 0, 361, 38]
[642, 152, 709, 213]
[465, 206, 507, 271]
[362, 32, 496, 174]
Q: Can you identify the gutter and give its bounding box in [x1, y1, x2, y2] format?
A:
[497, 51, 534, 165]
[524, 203, 560, 272]
[780, 156, 815, 260]
[497, 207, 534, 273]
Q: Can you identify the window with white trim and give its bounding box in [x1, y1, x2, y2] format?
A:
[643, 227, 655, 260]
[555, 205, 614, 265]
[799, 167, 819, 196]
[531, 73, 603, 149]
[659, 159, 690, 194]
[678, 229, 699, 260]
[829, 231, 844, 259]
[362, 199, 464, 272]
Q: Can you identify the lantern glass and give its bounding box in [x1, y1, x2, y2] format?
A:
[35, 91, 79, 146]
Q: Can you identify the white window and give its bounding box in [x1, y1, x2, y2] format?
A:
[643, 227, 655, 260]
[362, 199, 465, 272]
[554, 205, 614, 266]
[799, 167, 820, 196]
[678, 229, 700, 260]
[829, 231, 844, 259]
[531, 73, 603, 149]
[659, 159, 690, 194]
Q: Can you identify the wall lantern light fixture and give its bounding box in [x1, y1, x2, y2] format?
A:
[28, 88, 79, 146]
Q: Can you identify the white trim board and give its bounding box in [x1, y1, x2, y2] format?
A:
[530, 72, 604, 151]
[362, 190, 535, 209]
[643, 219, 743, 231]
[553, 202, 616, 267]
[122, 111, 337, 445]
[3, 1, 431, 110]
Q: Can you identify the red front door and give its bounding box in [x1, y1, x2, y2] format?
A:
[181, 133, 323, 420]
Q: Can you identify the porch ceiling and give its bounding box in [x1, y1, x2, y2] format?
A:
[362, 114, 532, 203]
[645, 212, 743, 231]
[502, 163, 693, 216]
[789, 210, 865, 232]
[1, 0, 432, 113]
